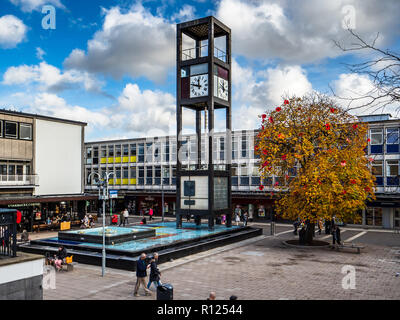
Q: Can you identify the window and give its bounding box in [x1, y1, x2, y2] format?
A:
[370, 128, 383, 154]
[86, 147, 92, 165]
[220, 137, 225, 161]
[130, 166, 136, 179]
[162, 166, 170, 185]
[115, 145, 121, 157]
[123, 167, 129, 179]
[366, 207, 382, 226]
[0, 121, 2, 137]
[154, 142, 161, 162]
[146, 143, 153, 163]
[241, 133, 247, 158]
[123, 144, 129, 156]
[386, 160, 398, 176]
[163, 141, 170, 162]
[386, 160, 399, 186]
[232, 135, 238, 160]
[108, 145, 114, 157]
[19, 123, 32, 140]
[155, 166, 161, 185]
[93, 147, 99, 165]
[138, 143, 144, 162]
[146, 166, 153, 185]
[5, 121, 17, 138]
[101, 146, 107, 158]
[386, 128, 399, 153]
[190, 63, 208, 76]
[130, 144, 137, 157]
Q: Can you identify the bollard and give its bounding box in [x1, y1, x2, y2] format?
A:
[270, 222, 276, 235]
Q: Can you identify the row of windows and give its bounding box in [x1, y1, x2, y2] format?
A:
[86, 134, 254, 165]
[0, 163, 31, 176]
[0, 120, 32, 140]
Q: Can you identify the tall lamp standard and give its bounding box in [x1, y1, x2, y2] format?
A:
[88, 171, 114, 277]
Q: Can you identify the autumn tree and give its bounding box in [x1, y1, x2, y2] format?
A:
[255, 93, 376, 244]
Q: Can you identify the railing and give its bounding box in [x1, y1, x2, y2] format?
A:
[0, 209, 17, 257]
[181, 45, 227, 63]
[0, 175, 38, 186]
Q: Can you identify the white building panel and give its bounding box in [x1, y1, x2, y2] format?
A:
[34, 119, 83, 196]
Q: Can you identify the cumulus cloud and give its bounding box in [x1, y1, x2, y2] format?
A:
[0, 15, 27, 49]
[216, 0, 400, 63]
[331, 73, 397, 116]
[27, 93, 110, 128]
[9, 0, 65, 12]
[64, 4, 176, 83]
[2, 62, 103, 93]
[231, 59, 313, 129]
[115, 83, 177, 137]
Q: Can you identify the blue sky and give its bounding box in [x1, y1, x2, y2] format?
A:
[0, 0, 399, 141]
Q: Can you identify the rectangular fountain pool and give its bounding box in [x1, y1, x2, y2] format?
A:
[40, 221, 241, 253]
[58, 226, 156, 245]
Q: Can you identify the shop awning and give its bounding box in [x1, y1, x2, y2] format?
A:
[0, 194, 98, 206]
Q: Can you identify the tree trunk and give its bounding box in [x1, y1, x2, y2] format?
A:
[305, 222, 315, 245]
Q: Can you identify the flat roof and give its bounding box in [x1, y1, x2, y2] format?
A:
[0, 108, 87, 126]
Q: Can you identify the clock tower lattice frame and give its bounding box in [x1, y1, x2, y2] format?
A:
[176, 16, 232, 230]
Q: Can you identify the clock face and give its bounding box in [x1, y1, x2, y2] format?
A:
[218, 78, 228, 101]
[190, 74, 208, 98]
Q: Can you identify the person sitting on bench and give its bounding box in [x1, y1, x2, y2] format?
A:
[20, 230, 29, 242]
[54, 246, 68, 271]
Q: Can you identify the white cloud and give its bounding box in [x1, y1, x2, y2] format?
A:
[2, 62, 103, 93]
[0, 15, 27, 49]
[216, 0, 400, 63]
[9, 0, 64, 12]
[331, 73, 397, 116]
[171, 5, 196, 22]
[115, 83, 176, 137]
[232, 60, 313, 130]
[64, 4, 176, 83]
[27, 93, 110, 128]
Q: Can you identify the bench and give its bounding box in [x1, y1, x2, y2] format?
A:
[61, 255, 74, 272]
[331, 243, 365, 254]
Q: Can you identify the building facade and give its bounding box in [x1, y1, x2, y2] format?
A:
[84, 115, 400, 229]
[0, 109, 96, 232]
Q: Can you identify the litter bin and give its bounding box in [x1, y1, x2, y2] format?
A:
[157, 283, 173, 300]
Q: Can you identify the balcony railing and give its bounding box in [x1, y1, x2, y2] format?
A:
[0, 175, 39, 187]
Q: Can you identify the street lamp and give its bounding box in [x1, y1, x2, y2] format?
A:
[88, 171, 114, 277]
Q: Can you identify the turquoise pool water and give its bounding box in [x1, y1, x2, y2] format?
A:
[65, 226, 146, 237]
[40, 221, 240, 253]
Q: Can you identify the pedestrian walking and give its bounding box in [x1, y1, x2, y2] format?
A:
[318, 219, 323, 235]
[332, 225, 341, 245]
[134, 253, 152, 297]
[186, 213, 191, 222]
[324, 219, 331, 235]
[293, 219, 300, 235]
[147, 253, 162, 290]
[243, 211, 248, 226]
[119, 211, 125, 227]
[149, 208, 154, 221]
[123, 208, 129, 225]
[235, 213, 240, 226]
[299, 226, 306, 245]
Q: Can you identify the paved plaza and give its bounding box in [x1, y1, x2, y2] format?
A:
[42, 222, 400, 300]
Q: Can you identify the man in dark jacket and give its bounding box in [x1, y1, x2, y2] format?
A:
[134, 253, 152, 296]
[147, 252, 161, 289]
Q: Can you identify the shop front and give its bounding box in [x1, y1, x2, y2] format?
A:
[1, 194, 97, 232]
[232, 196, 275, 222]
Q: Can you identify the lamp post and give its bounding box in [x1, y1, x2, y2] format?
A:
[88, 171, 114, 277]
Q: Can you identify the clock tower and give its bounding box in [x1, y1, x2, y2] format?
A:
[176, 16, 232, 230]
